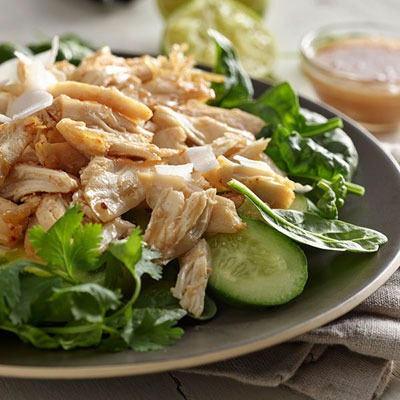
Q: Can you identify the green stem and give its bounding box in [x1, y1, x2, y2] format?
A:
[300, 117, 343, 137]
[344, 181, 365, 196]
[42, 324, 99, 334]
[105, 275, 141, 323]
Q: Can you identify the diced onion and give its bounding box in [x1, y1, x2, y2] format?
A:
[0, 37, 59, 91]
[294, 182, 313, 193]
[8, 90, 53, 120]
[186, 145, 218, 172]
[155, 163, 194, 180]
[0, 58, 19, 84]
[233, 154, 274, 173]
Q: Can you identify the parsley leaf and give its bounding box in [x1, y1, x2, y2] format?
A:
[9, 274, 62, 324]
[0, 260, 31, 322]
[121, 308, 186, 352]
[28, 206, 102, 282]
[107, 227, 162, 281]
[51, 283, 121, 323]
[0, 214, 186, 353]
[108, 228, 162, 305]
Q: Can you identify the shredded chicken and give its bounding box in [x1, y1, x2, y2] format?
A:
[204, 156, 295, 209]
[47, 81, 152, 124]
[0, 196, 39, 247]
[35, 193, 69, 231]
[171, 239, 212, 317]
[206, 195, 246, 235]
[0, 117, 41, 184]
[152, 105, 255, 146]
[180, 99, 265, 135]
[0, 45, 300, 312]
[79, 156, 148, 222]
[144, 187, 216, 260]
[0, 164, 78, 202]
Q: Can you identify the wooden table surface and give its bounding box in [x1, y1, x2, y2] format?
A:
[0, 0, 399, 398]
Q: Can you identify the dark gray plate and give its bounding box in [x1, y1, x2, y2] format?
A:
[0, 80, 399, 379]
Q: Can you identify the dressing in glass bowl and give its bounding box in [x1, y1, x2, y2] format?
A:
[300, 23, 400, 134]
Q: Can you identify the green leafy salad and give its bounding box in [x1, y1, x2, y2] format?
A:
[0, 32, 387, 352]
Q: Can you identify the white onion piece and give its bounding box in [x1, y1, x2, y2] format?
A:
[233, 155, 275, 173]
[155, 163, 194, 180]
[44, 36, 59, 67]
[14, 51, 31, 64]
[9, 90, 53, 120]
[294, 182, 313, 194]
[3, 40, 59, 91]
[186, 145, 218, 172]
[0, 58, 19, 83]
[0, 114, 12, 123]
[24, 59, 58, 91]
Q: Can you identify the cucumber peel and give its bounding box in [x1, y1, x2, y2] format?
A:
[207, 218, 307, 306]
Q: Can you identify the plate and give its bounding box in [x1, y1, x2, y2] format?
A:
[0, 79, 399, 379]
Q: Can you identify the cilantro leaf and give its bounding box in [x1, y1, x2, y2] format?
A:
[51, 283, 121, 323]
[136, 247, 162, 281]
[0, 321, 59, 349]
[108, 229, 162, 281]
[107, 228, 143, 272]
[9, 274, 62, 324]
[0, 211, 188, 353]
[53, 325, 103, 350]
[0, 260, 31, 322]
[28, 206, 102, 282]
[121, 308, 186, 352]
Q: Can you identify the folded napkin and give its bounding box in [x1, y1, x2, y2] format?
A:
[181, 140, 400, 400]
[183, 268, 400, 400]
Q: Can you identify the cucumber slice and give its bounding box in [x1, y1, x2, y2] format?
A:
[207, 218, 307, 306]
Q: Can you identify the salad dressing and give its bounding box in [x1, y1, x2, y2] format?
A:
[303, 37, 400, 133]
[315, 38, 400, 81]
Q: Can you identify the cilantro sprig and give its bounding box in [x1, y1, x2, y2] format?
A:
[0, 206, 186, 351]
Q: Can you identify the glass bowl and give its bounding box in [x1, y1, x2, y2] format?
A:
[300, 22, 400, 134]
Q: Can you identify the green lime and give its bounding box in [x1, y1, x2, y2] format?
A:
[156, 0, 188, 18]
[157, 0, 269, 18]
[162, 0, 276, 79]
[235, 0, 269, 15]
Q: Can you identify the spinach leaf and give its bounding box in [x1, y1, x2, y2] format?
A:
[0, 34, 93, 66]
[301, 109, 359, 179]
[265, 125, 353, 181]
[228, 179, 387, 252]
[207, 29, 253, 108]
[28, 34, 93, 66]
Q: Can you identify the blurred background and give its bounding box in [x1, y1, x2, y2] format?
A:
[0, 0, 399, 82]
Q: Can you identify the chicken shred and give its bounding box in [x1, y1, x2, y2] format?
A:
[0, 46, 301, 316]
[144, 187, 216, 260]
[171, 239, 212, 318]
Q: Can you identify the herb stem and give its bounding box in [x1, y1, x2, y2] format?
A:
[300, 117, 343, 137]
[42, 324, 99, 334]
[344, 181, 365, 196]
